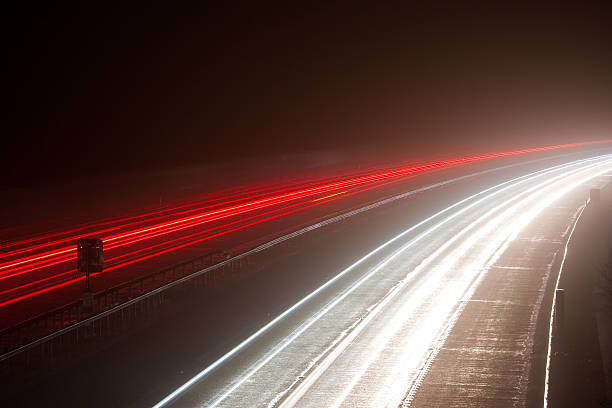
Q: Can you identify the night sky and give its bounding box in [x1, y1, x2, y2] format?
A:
[4, 3, 612, 188]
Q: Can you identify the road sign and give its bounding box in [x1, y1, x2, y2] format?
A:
[77, 238, 104, 273]
[77, 238, 103, 312]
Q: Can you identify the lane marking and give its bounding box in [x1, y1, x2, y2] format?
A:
[542, 201, 587, 407]
[311, 190, 348, 202]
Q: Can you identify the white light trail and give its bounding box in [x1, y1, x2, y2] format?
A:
[285, 158, 612, 408]
[153, 155, 612, 408]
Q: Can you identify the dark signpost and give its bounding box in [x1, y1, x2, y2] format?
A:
[77, 238, 104, 313]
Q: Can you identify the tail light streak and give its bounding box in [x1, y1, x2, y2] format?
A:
[1, 141, 610, 310]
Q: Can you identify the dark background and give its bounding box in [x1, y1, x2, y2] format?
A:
[4, 3, 612, 188]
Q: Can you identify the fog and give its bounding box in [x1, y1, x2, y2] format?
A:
[4, 3, 612, 187]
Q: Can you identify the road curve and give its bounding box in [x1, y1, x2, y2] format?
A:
[3, 142, 609, 330]
[154, 154, 612, 408]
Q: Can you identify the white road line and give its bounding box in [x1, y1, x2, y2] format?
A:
[542, 201, 587, 407]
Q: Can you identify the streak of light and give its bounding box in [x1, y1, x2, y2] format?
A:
[0, 175, 335, 252]
[0, 199, 320, 295]
[1, 141, 610, 308]
[312, 191, 348, 202]
[0, 193, 348, 308]
[329, 160, 610, 408]
[0, 169, 419, 301]
[4, 140, 608, 271]
[280, 158, 612, 408]
[153, 154, 612, 408]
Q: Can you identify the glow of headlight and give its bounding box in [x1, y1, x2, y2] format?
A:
[153, 155, 612, 408]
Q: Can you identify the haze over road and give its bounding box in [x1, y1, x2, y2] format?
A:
[5, 4, 612, 407]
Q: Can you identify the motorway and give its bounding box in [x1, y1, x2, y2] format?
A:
[3, 146, 612, 407]
[152, 153, 612, 408]
[1, 142, 607, 330]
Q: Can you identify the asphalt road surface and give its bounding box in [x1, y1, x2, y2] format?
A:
[4, 150, 612, 407]
[152, 154, 611, 407]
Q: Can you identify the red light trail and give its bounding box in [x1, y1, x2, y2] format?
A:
[0, 140, 609, 317]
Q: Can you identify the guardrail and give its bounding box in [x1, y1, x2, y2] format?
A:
[0, 203, 341, 373]
[0, 170, 479, 374]
[0, 248, 249, 369]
